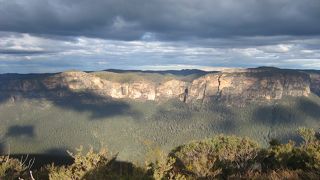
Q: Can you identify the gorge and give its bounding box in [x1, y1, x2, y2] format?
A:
[0, 67, 319, 164]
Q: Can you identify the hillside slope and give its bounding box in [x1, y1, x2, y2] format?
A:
[0, 67, 319, 163]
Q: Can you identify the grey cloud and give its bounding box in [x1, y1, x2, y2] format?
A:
[0, 33, 319, 73]
[0, 49, 52, 55]
[0, 0, 319, 41]
[0, 1, 320, 73]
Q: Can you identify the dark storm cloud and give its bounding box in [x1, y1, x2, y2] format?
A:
[0, 0, 320, 73]
[0, 49, 52, 55]
[0, 0, 319, 40]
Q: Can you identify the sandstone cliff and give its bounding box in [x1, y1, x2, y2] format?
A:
[0, 67, 314, 105]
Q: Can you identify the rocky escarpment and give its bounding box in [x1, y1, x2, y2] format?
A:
[0, 68, 314, 105]
[309, 72, 320, 96]
[188, 68, 311, 104]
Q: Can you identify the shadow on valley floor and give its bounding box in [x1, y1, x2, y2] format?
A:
[5, 125, 35, 138]
[0, 73, 144, 120]
[253, 105, 300, 125]
[8, 154, 74, 169]
[1, 140, 58, 166]
[82, 160, 149, 179]
[0, 73, 55, 105]
[296, 97, 320, 119]
[204, 103, 238, 133]
[1, 148, 72, 169]
[0, 141, 4, 154]
[275, 132, 304, 145]
[0, 90, 142, 120]
[215, 119, 237, 134]
[44, 148, 70, 156]
[151, 100, 192, 122]
[52, 92, 142, 120]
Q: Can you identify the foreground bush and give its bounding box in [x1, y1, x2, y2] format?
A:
[151, 135, 259, 179]
[47, 146, 114, 179]
[0, 128, 319, 179]
[299, 128, 320, 171]
[0, 155, 28, 179]
[48, 146, 149, 180]
[261, 128, 320, 172]
[151, 128, 319, 179]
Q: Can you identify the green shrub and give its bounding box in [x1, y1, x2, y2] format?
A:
[298, 128, 320, 171]
[298, 127, 318, 145]
[261, 128, 320, 172]
[47, 146, 150, 179]
[0, 155, 29, 179]
[148, 150, 186, 180]
[47, 146, 116, 179]
[261, 141, 308, 170]
[166, 135, 260, 178]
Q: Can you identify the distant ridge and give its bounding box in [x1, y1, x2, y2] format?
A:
[102, 69, 217, 76]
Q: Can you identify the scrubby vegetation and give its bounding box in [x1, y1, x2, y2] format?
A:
[168, 135, 260, 178]
[151, 128, 320, 179]
[1, 128, 319, 179]
[0, 155, 30, 179]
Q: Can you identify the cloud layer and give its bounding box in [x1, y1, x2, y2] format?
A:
[1, 0, 320, 39]
[0, 0, 319, 73]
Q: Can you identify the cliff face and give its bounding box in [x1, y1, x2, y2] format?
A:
[0, 68, 314, 105]
[309, 73, 320, 96]
[188, 69, 311, 104]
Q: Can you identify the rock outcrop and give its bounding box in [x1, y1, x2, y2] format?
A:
[188, 68, 311, 104]
[0, 67, 314, 105]
[309, 73, 320, 96]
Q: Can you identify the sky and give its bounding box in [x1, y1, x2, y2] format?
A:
[0, 0, 320, 73]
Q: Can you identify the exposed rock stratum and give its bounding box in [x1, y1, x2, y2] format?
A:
[1, 67, 317, 106]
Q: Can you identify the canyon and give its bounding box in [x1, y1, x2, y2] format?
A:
[1, 67, 320, 164]
[0, 67, 317, 105]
